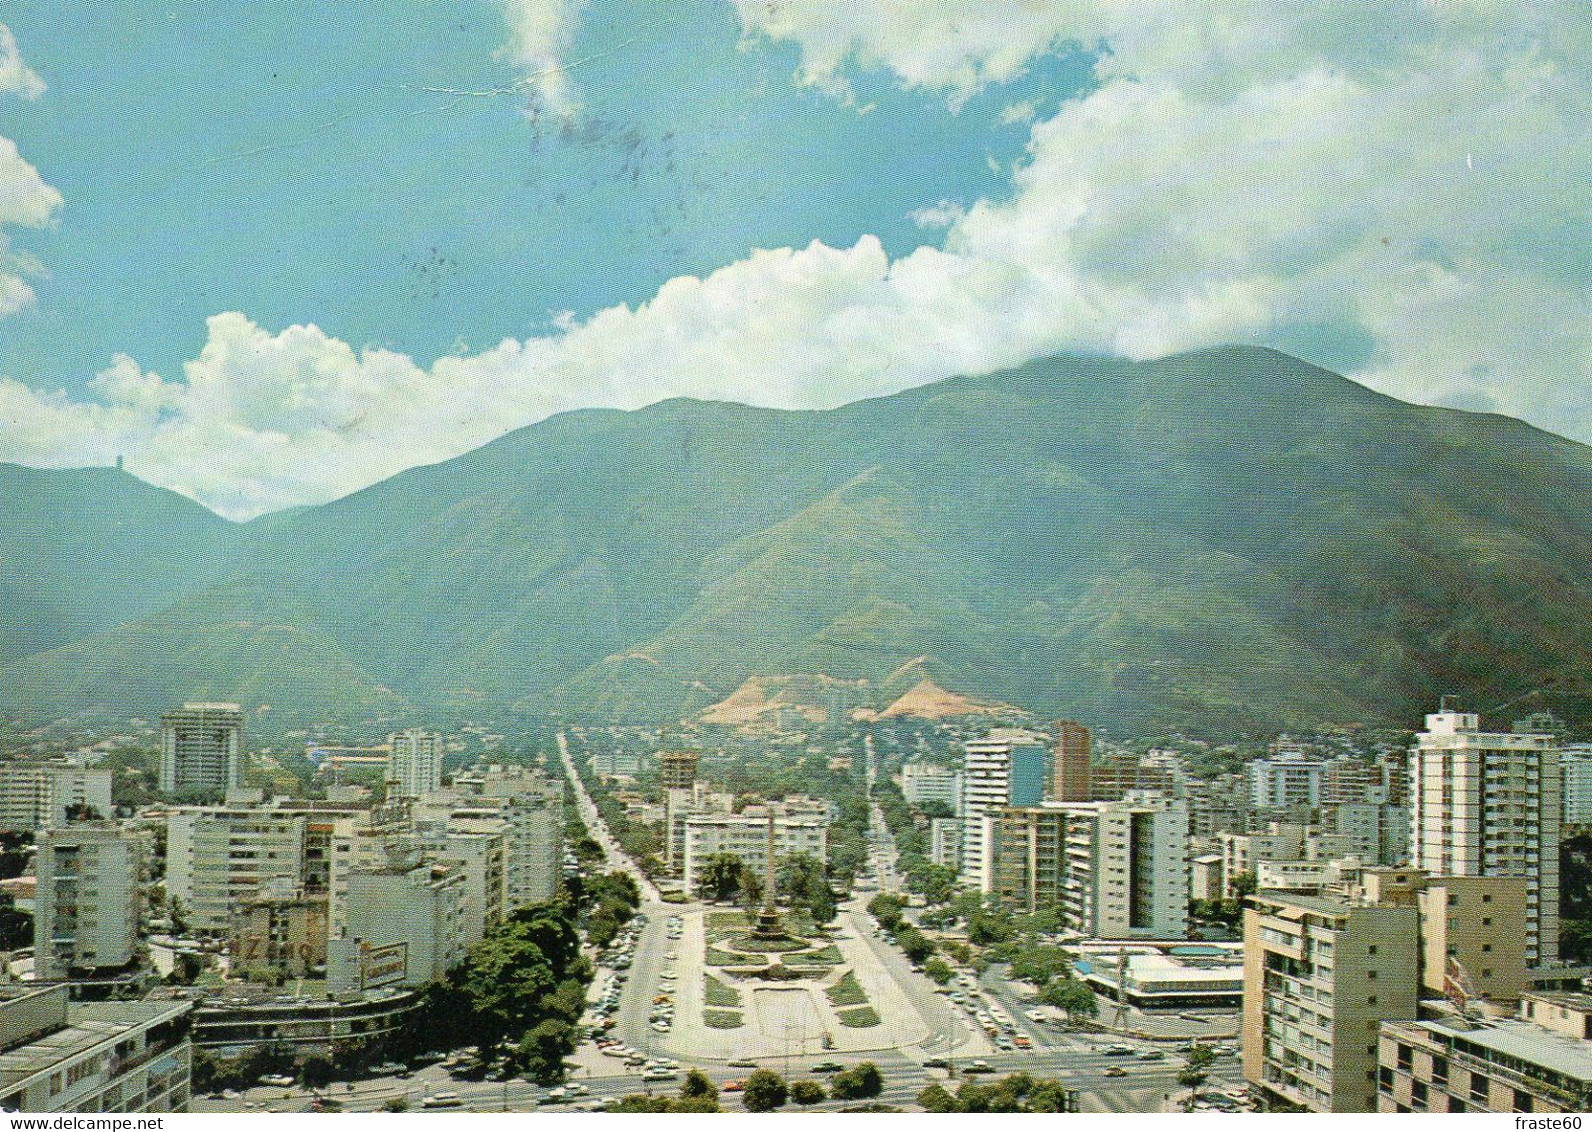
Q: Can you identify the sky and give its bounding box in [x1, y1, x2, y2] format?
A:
[0, 1, 1586, 519]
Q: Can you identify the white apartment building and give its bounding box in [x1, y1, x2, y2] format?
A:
[159, 703, 244, 796]
[33, 824, 141, 980]
[1219, 823, 1308, 896]
[1562, 744, 1592, 825]
[0, 988, 193, 1114]
[414, 765, 563, 911]
[165, 807, 306, 932]
[680, 811, 829, 895]
[387, 729, 443, 799]
[1247, 749, 1327, 809]
[0, 762, 114, 832]
[930, 817, 962, 870]
[901, 762, 963, 815]
[342, 848, 466, 987]
[1410, 708, 1561, 965]
[1063, 797, 1188, 938]
[414, 823, 506, 947]
[961, 732, 1049, 893]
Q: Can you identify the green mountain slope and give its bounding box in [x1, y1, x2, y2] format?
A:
[7, 346, 1592, 734]
[0, 463, 240, 665]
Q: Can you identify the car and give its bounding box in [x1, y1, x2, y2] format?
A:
[642, 1069, 676, 1082]
[1212, 1045, 1237, 1057]
[260, 1074, 295, 1087]
[538, 1089, 567, 1106]
[921, 1057, 949, 1069]
[422, 1093, 462, 1109]
[965, 1060, 995, 1074]
[1013, 1035, 1032, 1049]
[1026, 1009, 1046, 1022]
[722, 1080, 744, 1093]
[1103, 1066, 1129, 1079]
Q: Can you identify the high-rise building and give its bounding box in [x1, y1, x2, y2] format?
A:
[387, 729, 443, 799]
[1247, 748, 1327, 809]
[659, 750, 701, 791]
[159, 703, 243, 795]
[32, 824, 140, 980]
[997, 798, 1188, 937]
[165, 806, 306, 932]
[1244, 891, 1420, 1112]
[1410, 708, 1561, 965]
[1416, 875, 1529, 1003]
[0, 987, 193, 1113]
[1562, 744, 1592, 826]
[930, 817, 962, 870]
[0, 761, 114, 832]
[1050, 721, 1092, 803]
[901, 762, 963, 813]
[961, 731, 1049, 892]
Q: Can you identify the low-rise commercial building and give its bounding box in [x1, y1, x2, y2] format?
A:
[0, 987, 192, 1113]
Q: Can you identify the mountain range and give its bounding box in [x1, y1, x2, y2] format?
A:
[6, 345, 1592, 737]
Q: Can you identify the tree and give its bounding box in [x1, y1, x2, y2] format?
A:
[1229, 870, 1258, 900]
[790, 1079, 826, 1106]
[923, 958, 954, 985]
[896, 926, 936, 964]
[702, 853, 746, 901]
[917, 1083, 958, 1112]
[681, 1069, 718, 1103]
[741, 1069, 788, 1112]
[831, 1061, 883, 1100]
[1178, 1044, 1217, 1109]
[1009, 945, 1073, 986]
[515, 1018, 573, 1085]
[299, 1054, 334, 1089]
[1041, 977, 1098, 1021]
[867, 893, 905, 931]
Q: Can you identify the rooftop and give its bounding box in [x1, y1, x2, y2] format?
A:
[1410, 1015, 1592, 1083]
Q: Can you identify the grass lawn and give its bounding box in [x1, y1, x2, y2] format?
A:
[706, 946, 751, 967]
[788, 945, 842, 965]
[825, 970, 868, 1007]
[704, 974, 741, 1008]
[837, 1007, 881, 1028]
[703, 1010, 743, 1029]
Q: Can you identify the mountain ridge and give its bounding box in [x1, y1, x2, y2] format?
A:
[5, 345, 1592, 735]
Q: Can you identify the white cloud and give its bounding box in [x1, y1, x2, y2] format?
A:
[0, 24, 44, 101]
[0, 28, 60, 318]
[498, 0, 588, 114]
[2, 2, 1590, 520]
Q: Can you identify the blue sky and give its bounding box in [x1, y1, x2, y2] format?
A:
[0, 3, 1585, 518]
[0, 1, 1082, 388]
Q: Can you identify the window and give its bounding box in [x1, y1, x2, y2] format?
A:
[1368, 970, 1378, 980]
[1482, 894, 1493, 904]
[1432, 1056, 1448, 1085]
[1368, 944, 1378, 955]
[1368, 995, 1378, 1005]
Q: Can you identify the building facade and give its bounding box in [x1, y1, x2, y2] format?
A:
[960, 732, 1049, 892]
[1378, 998, 1592, 1113]
[0, 988, 192, 1113]
[32, 824, 140, 980]
[159, 703, 243, 796]
[1410, 709, 1561, 965]
[165, 806, 307, 932]
[1243, 891, 1420, 1113]
[387, 730, 443, 799]
[0, 762, 114, 833]
[680, 811, 829, 895]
